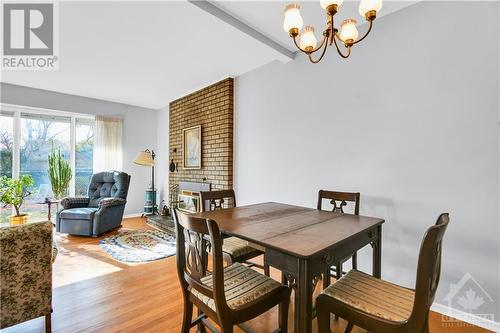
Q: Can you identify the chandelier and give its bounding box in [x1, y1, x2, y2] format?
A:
[283, 0, 382, 63]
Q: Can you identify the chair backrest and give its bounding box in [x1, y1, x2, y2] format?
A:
[410, 213, 450, 325]
[317, 190, 360, 215]
[199, 189, 236, 212]
[0, 221, 53, 329]
[88, 171, 131, 207]
[173, 208, 228, 313]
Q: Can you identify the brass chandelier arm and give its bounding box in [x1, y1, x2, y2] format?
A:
[292, 33, 329, 54]
[352, 19, 373, 45]
[332, 19, 373, 47]
[307, 36, 329, 63]
[330, 16, 352, 58]
[332, 31, 352, 58]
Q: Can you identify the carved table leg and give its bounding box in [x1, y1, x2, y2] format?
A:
[372, 225, 382, 278]
[295, 258, 313, 333]
[323, 266, 331, 290]
[281, 272, 296, 329]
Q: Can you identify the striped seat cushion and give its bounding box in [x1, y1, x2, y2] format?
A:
[321, 269, 415, 322]
[191, 263, 281, 311]
[222, 237, 261, 259]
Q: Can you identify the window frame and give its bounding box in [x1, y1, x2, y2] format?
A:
[1, 103, 95, 197]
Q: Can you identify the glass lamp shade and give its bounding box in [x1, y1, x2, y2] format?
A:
[300, 26, 318, 51]
[320, 0, 344, 10]
[339, 19, 359, 43]
[133, 150, 154, 166]
[283, 3, 303, 33]
[359, 0, 382, 16]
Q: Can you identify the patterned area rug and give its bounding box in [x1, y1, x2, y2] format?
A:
[99, 229, 176, 263]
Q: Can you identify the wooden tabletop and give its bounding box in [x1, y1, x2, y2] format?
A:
[191, 202, 384, 258]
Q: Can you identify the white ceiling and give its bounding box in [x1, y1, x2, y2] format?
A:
[1, 1, 417, 110]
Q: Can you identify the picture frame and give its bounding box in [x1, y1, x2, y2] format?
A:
[182, 125, 202, 169]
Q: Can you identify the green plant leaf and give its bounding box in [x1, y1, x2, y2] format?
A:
[48, 147, 72, 199]
[0, 175, 34, 216]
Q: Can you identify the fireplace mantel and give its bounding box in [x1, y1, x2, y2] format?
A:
[178, 181, 211, 193]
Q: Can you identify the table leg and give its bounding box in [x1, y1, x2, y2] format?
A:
[323, 266, 331, 290]
[295, 258, 313, 333]
[372, 225, 382, 278]
[47, 202, 52, 222]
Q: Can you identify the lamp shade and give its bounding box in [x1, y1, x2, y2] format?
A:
[359, 0, 382, 17]
[320, 0, 344, 10]
[339, 19, 359, 43]
[133, 150, 154, 166]
[283, 3, 303, 33]
[300, 26, 318, 51]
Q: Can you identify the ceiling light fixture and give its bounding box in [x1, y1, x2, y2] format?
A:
[283, 0, 382, 63]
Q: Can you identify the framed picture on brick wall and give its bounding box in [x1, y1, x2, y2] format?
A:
[182, 125, 202, 169]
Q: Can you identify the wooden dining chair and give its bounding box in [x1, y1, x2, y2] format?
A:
[317, 190, 360, 289]
[316, 213, 450, 333]
[200, 189, 269, 276]
[173, 208, 291, 333]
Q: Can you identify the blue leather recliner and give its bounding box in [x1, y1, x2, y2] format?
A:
[56, 171, 131, 237]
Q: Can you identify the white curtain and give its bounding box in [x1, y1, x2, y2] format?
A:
[93, 116, 123, 172]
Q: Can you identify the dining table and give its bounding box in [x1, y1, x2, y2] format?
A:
[191, 202, 385, 333]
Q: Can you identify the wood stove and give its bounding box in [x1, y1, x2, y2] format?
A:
[147, 181, 210, 233]
[175, 181, 211, 213]
[177, 192, 200, 213]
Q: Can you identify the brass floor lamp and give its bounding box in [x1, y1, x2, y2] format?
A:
[133, 149, 157, 215]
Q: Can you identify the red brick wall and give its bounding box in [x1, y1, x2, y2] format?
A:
[169, 78, 233, 192]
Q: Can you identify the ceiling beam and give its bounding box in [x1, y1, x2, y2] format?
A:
[188, 0, 295, 62]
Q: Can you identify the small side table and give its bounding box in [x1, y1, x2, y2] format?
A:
[37, 199, 61, 225]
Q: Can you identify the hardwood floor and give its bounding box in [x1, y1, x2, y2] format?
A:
[2, 218, 491, 333]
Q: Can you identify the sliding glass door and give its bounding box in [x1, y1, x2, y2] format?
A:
[75, 118, 94, 196]
[0, 113, 13, 178]
[0, 113, 14, 222]
[19, 114, 72, 221]
[0, 107, 94, 224]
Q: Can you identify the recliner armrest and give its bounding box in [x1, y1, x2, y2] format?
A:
[98, 197, 126, 209]
[60, 197, 90, 209]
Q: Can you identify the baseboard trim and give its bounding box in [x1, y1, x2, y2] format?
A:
[123, 213, 143, 219]
[431, 302, 499, 332]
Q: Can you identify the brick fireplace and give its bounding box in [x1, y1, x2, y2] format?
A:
[168, 78, 234, 200]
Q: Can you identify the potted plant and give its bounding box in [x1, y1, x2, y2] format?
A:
[0, 175, 34, 225]
[48, 148, 72, 199]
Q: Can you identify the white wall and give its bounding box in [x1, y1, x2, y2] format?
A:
[235, 1, 500, 321]
[0, 83, 158, 215]
[498, 2, 500, 315]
